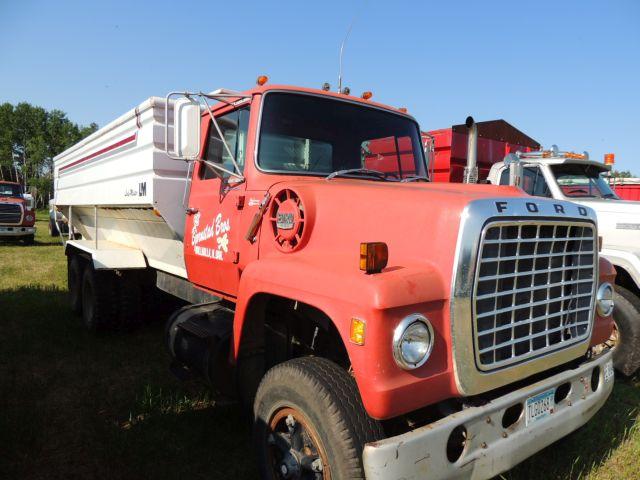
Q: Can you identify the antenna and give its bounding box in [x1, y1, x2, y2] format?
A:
[338, 1, 366, 93]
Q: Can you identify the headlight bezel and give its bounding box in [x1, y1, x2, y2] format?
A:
[596, 282, 614, 317]
[392, 314, 434, 370]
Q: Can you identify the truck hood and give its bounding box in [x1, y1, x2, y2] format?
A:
[574, 198, 640, 251]
[259, 179, 585, 287]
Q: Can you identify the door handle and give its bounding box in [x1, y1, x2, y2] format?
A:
[186, 207, 199, 215]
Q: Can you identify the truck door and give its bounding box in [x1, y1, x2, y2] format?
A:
[184, 107, 250, 297]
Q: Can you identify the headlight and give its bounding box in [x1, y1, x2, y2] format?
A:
[392, 314, 434, 370]
[25, 215, 34, 222]
[596, 282, 614, 317]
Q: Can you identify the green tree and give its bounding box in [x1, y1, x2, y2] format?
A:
[0, 102, 97, 205]
[611, 169, 634, 178]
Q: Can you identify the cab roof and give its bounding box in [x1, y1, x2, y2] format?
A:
[211, 83, 415, 120]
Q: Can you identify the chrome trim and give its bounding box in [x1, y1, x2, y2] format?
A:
[596, 282, 614, 317]
[472, 220, 597, 371]
[0, 202, 24, 226]
[450, 197, 599, 395]
[251, 89, 426, 177]
[392, 314, 435, 370]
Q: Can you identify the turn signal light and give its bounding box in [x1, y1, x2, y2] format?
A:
[256, 75, 269, 86]
[604, 153, 615, 165]
[361, 91, 373, 100]
[350, 318, 366, 345]
[359, 242, 388, 274]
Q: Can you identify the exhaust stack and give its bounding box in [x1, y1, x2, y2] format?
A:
[464, 116, 478, 184]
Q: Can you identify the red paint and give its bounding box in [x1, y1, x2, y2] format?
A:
[59, 133, 137, 172]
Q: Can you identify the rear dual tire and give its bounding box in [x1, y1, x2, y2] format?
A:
[81, 263, 118, 331]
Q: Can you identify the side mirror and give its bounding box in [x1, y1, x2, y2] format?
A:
[173, 98, 201, 159]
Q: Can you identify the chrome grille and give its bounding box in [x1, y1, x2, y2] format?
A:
[473, 220, 596, 371]
[0, 203, 22, 225]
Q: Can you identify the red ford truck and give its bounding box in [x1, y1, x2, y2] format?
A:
[0, 181, 36, 244]
[53, 81, 616, 479]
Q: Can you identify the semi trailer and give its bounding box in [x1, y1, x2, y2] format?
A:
[54, 81, 616, 479]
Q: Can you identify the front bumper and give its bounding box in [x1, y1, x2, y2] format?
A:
[363, 349, 614, 480]
[0, 226, 36, 237]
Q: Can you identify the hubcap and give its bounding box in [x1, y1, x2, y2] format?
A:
[266, 407, 330, 479]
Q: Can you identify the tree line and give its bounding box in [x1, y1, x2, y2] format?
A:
[0, 102, 98, 207]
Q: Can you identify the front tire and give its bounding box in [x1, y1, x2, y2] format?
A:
[612, 286, 640, 376]
[254, 357, 383, 479]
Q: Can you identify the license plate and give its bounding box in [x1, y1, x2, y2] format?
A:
[604, 360, 615, 383]
[525, 388, 555, 426]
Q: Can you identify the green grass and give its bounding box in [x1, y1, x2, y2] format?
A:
[1, 211, 639, 479]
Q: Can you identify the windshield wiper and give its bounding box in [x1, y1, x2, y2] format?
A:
[326, 168, 390, 181]
[401, 175, 430, 183]
[603, 193, 617, 199]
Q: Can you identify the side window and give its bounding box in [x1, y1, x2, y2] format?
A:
[201, 107, 250, 180]
[521, 167, 551, 197]
[499, 168, 510, 185]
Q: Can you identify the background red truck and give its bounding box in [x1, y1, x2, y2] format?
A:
[53, 83, 615, 479]
[0, 181, 36, 244]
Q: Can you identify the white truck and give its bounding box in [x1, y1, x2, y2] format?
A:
[488, 148, 640, 375]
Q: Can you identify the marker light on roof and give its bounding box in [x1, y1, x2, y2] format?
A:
[604, 153, 615, 165]
[256, 75, 269, 86]
[361, 91, 373, 100]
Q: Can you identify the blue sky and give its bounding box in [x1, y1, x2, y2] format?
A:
[1, 0, 639, 172]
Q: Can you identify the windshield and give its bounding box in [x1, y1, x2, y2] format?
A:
[550, 164, 619, 199]
[0, 183, 22, 197]
[257, 92, 427, 180]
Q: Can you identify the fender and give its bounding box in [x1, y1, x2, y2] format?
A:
[233, 256, 455, 419]
[591, 257, 617, 347]
[601, 247, 640, 289]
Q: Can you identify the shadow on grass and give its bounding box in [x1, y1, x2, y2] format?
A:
[2, 286, 638, 479]
[0, 285, 256, 480]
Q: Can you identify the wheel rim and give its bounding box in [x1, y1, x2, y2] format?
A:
[266, 407, 330, 480]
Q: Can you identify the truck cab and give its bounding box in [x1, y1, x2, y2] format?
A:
[0, 181, 36, 244]
[488, 152, 640, 375]
[54, 84, 616, 479]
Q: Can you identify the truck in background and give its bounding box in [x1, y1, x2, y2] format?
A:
[609, 176, 640, 201]
[53, 82, 615, 479]
[420, 118, 640, 376]
[0, 180, 36, 244]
